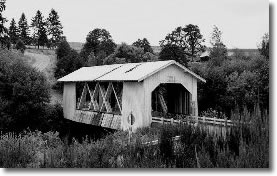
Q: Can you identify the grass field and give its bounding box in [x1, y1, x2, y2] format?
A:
[23, 49, 62, 104]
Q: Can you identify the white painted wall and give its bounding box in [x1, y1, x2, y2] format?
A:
[62, 64, 199, 131]
[143, 64, 199, 128]
[63, 82, 76, 121]
[121, 82, 145, 131]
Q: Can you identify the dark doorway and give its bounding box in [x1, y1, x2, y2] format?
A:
[151, 83, 191, 117]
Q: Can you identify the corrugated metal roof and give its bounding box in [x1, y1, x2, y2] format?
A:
[57, 64, 122, 82]
[57, 60, 206, 83]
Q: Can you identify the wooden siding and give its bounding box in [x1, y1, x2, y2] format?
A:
[121, 82, 145, 130]
[63, 82, 76, 120]
[143, 64, 199, 129]
[62, 64, 199, 131]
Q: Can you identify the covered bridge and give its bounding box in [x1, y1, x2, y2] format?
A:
[58, 60, 206, 131]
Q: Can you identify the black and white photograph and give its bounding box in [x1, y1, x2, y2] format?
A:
[0, 0, 271, 169]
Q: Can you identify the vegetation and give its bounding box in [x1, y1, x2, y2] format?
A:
[8, 18, 18, 45]
[54, 40, 83, 81]
[3, 1, 64, 49]
[159, 44, 187, 66]
[258, 33, 269, 60]
[0, 0, 9, 49]
[18, 13, 30, 45]
[209, 25, 228, 65]
[0, 110, 268, 168]
[15, 39, 26, 53]
[0, 49, 66, 134]
[132, 38, 153, 53]
[46, 9, 63, 49]
[0, 1, 269, 168]
[31, 10, 48, 49]
[80, 28, 116, 63]
[160, 24, 205, 62]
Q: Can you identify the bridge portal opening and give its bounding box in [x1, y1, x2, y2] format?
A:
[151, 83, 192, 117]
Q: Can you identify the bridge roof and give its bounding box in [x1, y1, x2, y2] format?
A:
[57, 60, 206, 83]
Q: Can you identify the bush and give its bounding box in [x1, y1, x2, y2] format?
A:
[15, 39, 26, 53]
[0, 49, 50, 132]
[0, 111, 269, 168]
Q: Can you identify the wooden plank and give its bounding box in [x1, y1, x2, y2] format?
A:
[111, 83, 122, 114]
[151, 116, 235, 127]
[99, 83, 112, 112]
[158, 93, 168, 113]
[77, 83, 88, 109]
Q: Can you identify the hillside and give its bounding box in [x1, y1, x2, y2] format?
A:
[24, 49, 63, 104]
[68, 42, 84, 52]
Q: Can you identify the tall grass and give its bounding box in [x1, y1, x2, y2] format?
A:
[0, 112, 269, 168]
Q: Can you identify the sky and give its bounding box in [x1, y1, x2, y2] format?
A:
[3, 0, 269, 49]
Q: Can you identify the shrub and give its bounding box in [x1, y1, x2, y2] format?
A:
[15, 39, 26, 53]
[0, 49, 50, 132]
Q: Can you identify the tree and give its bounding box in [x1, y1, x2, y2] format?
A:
[15, 39, 26, 53]
[0, 49, 50, 131]
[47, 9, 63, 48]
[18, 13, 30, 45]
[9, 18, 18, 45]
[159, 44, 187, 66]
[86, 51, 97, 66]
[55, 39, 71, 60]
[209, 25, 228, 66]
[132, 38, 153, 53]
[54, 49, 83, 80]
[103, 43, 144, 65]
[80, 28, 116, 61]
[31, 10, 48, 49]
[0, 0, 9, 48]
[258, 33, 269, 59]
[160, 24, 205, 62]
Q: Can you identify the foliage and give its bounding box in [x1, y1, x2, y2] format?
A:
[54, 49, 83, 80]
[104, 43, 159, 65]
[55, 39, 71, 61]
[132, 38, 153, 53]
[258, 33, 269, 59]
[103, 43, 144, 64]
[15, 39, 26, 53]
[0, 0, 9, 49]
[209, 25, 228, 66]
[0, 49, 50, 132]
[85, 51, 105, 66]
[80, 28, 116, 62]
[0, 111, 269, 168]
[31, 10, 48, 48]
[159, 44, 187, 66]
[160, 24, 205, 61]
[46, 9, 63, 48]
[9, 18, 19, 45]
[18, 13, 30, 45]
[191, 49, 269, 118]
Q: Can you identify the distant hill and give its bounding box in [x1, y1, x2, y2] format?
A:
[68, 42, 84, 52]
[68, 42, 258, 57]
[227, 48, 259, 57]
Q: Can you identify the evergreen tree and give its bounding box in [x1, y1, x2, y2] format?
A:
[47, 9, 63, 48]
[0, 0, 9, 48]
[55, 39, 71, 60]
[0, 0, 7, 35]
[209, 25, 227, 66]
[258, 33, 269, 59]
[18, 13, 30, 45]
[9, 18, 18, 45]
[31, 10, 48, 49]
